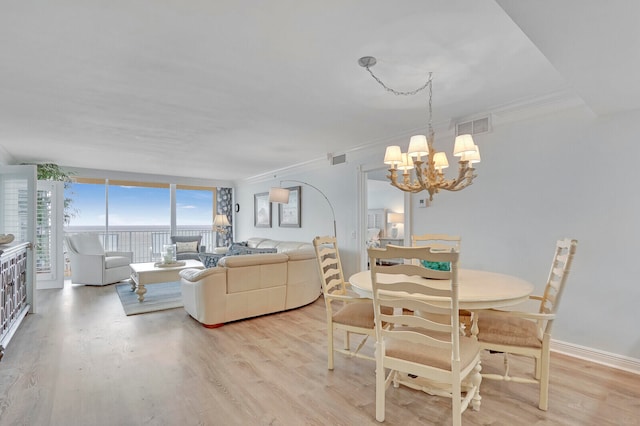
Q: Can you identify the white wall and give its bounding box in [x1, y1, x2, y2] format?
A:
[408, 106, 640, 359]
[0, 145, 14, 165]
[235, 105, 640, 360]
[234, 163, 362, 276]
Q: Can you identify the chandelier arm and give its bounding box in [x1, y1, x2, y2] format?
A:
[387, 169, 425, 193]
[436, 162, 477, 191]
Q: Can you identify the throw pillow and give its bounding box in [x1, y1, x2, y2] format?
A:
[228, 241, 248, 252]
[227, 246, 277, 256]
[176, 241, 198, 253]
[420, 259, 451, 271]
[199, 253, 223, 268]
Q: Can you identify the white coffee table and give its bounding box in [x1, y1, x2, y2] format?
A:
[129, 259, 204, 302]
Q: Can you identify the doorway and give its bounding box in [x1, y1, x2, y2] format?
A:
[358, 166, 409, 271]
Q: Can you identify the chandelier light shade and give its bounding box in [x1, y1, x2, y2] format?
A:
[359, 56, 480, 200]
[453, 134, 477, 157]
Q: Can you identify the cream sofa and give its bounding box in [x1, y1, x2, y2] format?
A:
[179, 238, 321, 327]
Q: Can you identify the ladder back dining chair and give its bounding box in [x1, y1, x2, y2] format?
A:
[368, 245, 482, 425]
[411, 233, 471, 330]
[475, 238, 578, 411]
[313, 236, 392, 370]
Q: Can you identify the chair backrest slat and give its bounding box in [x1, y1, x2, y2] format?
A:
[380, 328, 452, 350]
[538, 238, 578, 332]
[411, 233, 461, 251]
[369, 245, 461, 361]
[313, 236, 347, 296]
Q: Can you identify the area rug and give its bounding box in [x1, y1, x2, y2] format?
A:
[115, 281, 183, 316]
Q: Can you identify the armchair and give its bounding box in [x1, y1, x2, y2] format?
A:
[170, 235, 205, 260]
[65, 233, 133, 286]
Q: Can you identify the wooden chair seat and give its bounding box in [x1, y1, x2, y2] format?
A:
[333, 303, 392, 329]
[385, 327, 481, 371]
[477, 314, 542, 348]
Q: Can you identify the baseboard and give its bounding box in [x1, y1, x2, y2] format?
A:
[36, 282, 64, 289]
[551, 339, 640, 375]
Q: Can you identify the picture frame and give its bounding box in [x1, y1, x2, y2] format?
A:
[278, 186, 301, 228]
[254, 192, 271, 228]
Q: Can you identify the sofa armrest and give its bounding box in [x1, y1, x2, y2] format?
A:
[180, 267, 225, 282]
[180, 267, 228, 327]
[285, 249, 315, 261]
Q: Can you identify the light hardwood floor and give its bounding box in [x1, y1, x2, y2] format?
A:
[0, 283, 638, 425]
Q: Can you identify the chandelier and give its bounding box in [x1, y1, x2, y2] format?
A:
[359, 56, 481, 201]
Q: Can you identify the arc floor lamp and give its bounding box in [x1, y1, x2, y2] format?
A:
[269, 180, 336, 237]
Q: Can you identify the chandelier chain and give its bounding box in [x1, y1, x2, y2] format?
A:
[358, 56, 479, 200]
[428, 73, 433, 136]
[363, 65, 432, 97]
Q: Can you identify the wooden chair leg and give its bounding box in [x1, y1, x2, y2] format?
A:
[539, 351, 550, 410]
[327, 323, 334, 370]
[375, 341, 385, 422]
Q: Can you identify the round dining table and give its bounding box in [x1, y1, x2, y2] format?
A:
[348, 268, 534, 310]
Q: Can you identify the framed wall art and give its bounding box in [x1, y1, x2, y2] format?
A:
[278, 186, 301, 228]
[254, 192, 271, 228]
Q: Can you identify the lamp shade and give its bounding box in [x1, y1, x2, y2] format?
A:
[398, 152, 414, 171]
[408, 135, 429, 159]
[461, 144, 481, 164]
[388, 212, 404, 224]
[268, 187, 290, 204]
[433, 152, 449, 170]
[453, 134, 476, 157]
[213, 214, 230, 227]
[383, 145, 402, 165]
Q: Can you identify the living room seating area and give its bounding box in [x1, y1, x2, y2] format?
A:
[180, 238, 322, 327]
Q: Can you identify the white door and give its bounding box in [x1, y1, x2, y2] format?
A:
[36, 180, 64, 289]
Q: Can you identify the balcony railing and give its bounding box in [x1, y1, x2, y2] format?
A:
[63, 226, 217, 270]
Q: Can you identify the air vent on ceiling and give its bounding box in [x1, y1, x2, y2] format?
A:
[330, 154, 346, 165]
[456, 115, 491, 136]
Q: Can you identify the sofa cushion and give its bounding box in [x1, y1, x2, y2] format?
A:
[246, 238, 313, 253]
[285, 249, 315, 261]
[218, 253, 288, 268]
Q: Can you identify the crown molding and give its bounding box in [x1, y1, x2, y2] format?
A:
[238, 90, 588, 186]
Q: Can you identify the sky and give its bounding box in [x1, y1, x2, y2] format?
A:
[65, 183, 213, 227]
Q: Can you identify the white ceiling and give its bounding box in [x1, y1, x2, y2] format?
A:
[1, 0, 638, 181]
